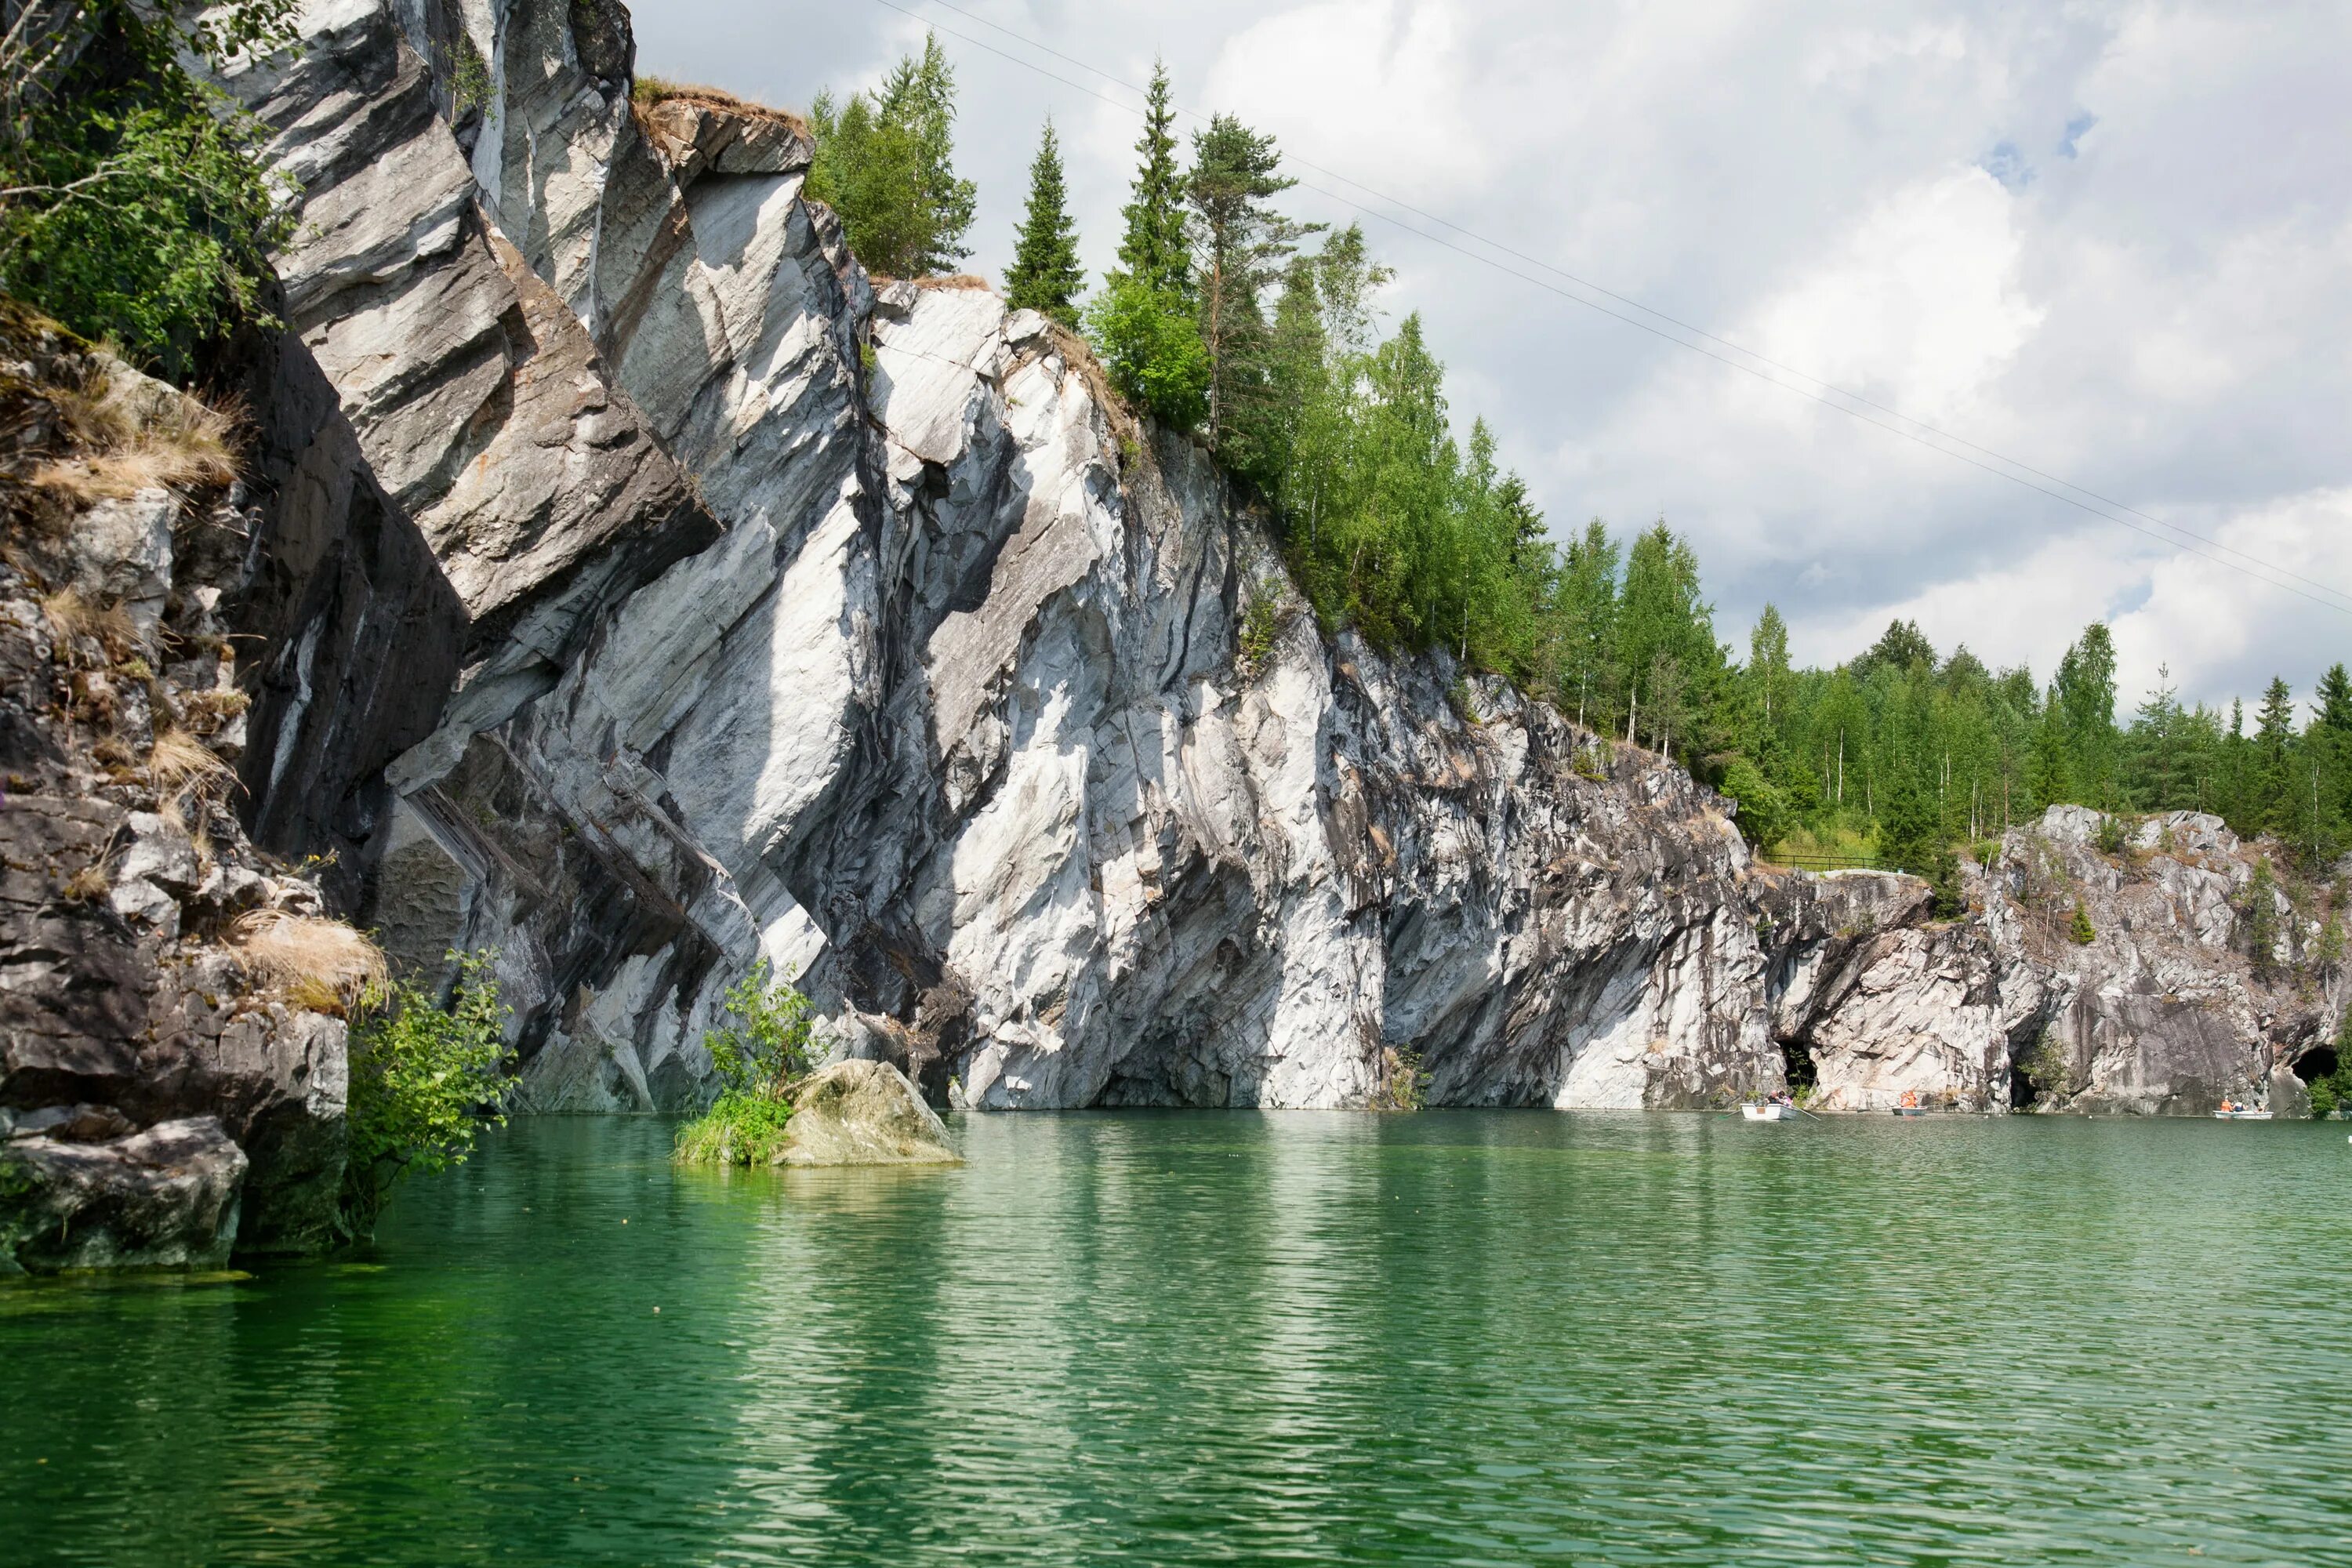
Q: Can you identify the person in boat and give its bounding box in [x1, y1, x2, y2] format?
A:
[1899, 1089, 1920, 1110]
[2219, 1098, 2235, 1114]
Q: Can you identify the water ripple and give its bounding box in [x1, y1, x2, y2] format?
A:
[5, 1112, 2350, 1566]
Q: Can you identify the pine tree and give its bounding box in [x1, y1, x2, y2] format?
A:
[1005, 117, 1083, 325]
[1119, 57, 1190, 296]
[1187, 113, 1316, 465]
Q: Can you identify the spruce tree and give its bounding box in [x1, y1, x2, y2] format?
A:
[2053, 622, 2119, 808]
[2244, 857, 2280, 977]
[1005, 118, 1083, 325]
[1087, 57, 1208, 427]
[2319, 663, 2352, 732]
[2253, 677, 2296, 830]
[1119, 58, 1190, 296]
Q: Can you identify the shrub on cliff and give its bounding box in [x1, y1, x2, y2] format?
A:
[338, 949, 512, 1239]
[674, 960, 821, 1166]
[1719, 757, 1790, 855]
[0, 1, 300, 377]
[807, 32, 975, 278]
[1085, 276, 1208, 429]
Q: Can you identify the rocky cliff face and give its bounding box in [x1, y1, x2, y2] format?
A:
[197, 0, 1813, 1118]
[197, 0, 2339, 1123]
[1, 322, 355, 1273]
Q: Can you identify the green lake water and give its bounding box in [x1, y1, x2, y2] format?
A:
[5, 1112, 2350, 1566]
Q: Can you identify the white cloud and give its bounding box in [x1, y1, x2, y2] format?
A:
[1203, 2, 1486, 197]
[1741, 167, 2042, 423]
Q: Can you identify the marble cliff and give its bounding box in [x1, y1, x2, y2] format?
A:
[2, 0, 2338, 1268]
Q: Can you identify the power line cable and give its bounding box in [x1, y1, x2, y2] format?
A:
[859, 0, 2352, 618]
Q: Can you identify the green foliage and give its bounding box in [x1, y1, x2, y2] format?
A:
[339, 950, 512, 1239]
[1378, 1045, 1428, 1111]
[1085, 274, 1207, 427]
[672, 1089, 794, 1167]
[2314, 1006, 2352, 1118]
[807, 32, 975, 278]
[675, 960, 817, 1167]
[2068, 902, 2096, 946]
[2093, 812, 2130, 855]
[701, 959, 818, 1100]
[1237, 590, 1286, 673]
[1117, 58, 1189, 297]
[0, 2, 300, 376]
[1719, 756, 1790, 854]
[2243, 858, 2278, 978]
[2020, 1031, 2074, 1101]
[1004, 117, 1082, 325]
[447, 33, 492, 118]
[1187, 112, 1316, 460]
[1029, 89, 2352, 869]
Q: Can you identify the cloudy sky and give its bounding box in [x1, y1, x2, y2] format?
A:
[632, 0, 2352, 715]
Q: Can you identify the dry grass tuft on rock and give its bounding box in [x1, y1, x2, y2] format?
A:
[60, 861, 109, 902]
[630, 74, 809, 134]
[30, 394, 239, 505]
[40, 587, 137, 659]
[148, 728, 238, 801]
[232, 912, 389, 1014]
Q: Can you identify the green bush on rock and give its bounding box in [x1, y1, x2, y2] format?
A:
[339, 949, 512, 1240]
[0, 0, 302, 376]
[675, 960, 821, 1166]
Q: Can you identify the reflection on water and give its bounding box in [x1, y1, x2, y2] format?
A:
[6, 1112, 2350, 1566]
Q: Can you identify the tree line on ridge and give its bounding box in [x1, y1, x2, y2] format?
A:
[713, 35, 2352, 891]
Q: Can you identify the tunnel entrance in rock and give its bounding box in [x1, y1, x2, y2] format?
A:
[2009, 1065, 2040, 1111]
[1780, 1040, 1817, 1095]
[2296, 1045, 2339, 1085]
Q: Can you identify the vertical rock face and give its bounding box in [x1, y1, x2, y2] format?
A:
[151, 0, 2330, 1133]
[1974, 808, 2323, 1114]
[199, 0, 1795, 1115]
[1, 324, 356, 1272]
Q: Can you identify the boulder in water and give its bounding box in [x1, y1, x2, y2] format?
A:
[779, 1062, 960, 1167]
[1, 1116, 249, 1274]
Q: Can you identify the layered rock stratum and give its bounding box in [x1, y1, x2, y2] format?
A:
[5, 0, 2344, 1271]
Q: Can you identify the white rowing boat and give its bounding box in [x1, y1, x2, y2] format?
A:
[1741, 1103, 1799, 1121]
[2212, 1109, 2273, 1120]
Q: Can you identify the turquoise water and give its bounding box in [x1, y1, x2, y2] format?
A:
[5, 1112, 2350, 1566]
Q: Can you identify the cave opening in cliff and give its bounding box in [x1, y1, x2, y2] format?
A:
[2009, 1065, 2040, 1110]
[1780, 1040, 1817, 1095]
[2296, 1046, 2339, 1087]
